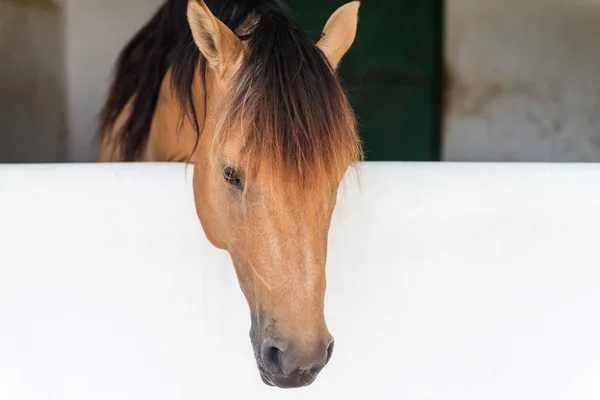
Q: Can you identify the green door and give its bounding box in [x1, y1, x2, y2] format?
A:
[285, 0, 442, 161]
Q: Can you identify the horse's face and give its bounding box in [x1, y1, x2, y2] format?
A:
[194, 145, 339, 388]
[187, 0, 360, 388]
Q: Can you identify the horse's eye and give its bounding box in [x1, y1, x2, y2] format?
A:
[223, 166, 244, 190]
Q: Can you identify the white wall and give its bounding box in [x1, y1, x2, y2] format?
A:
[65, 0, 163, 161]
[1, 162, 600, 399]
[0, 0, 66, 163]
[444, 0, 600, 161]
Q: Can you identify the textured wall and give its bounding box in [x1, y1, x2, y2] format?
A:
[65, 0, 163, 162]
[0, 0, 163, 163]
[444, 0, 600, 161]
[0, 0, 66, 163]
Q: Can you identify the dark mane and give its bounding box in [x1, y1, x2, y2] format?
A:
[99, 0, 260, 160]
[99, 0, 362, 188]
[217, 5, 361, 197]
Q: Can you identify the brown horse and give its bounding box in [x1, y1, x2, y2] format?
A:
[97, 0, 361, 389]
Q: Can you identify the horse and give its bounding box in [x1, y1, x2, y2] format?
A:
[97, 0, 361, 388]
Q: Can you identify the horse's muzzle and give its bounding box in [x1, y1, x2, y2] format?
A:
[254, 335, 334, 388]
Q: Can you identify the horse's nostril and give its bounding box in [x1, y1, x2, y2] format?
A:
[261, 340, 285, 375]
[259, 336, 333, 383]
[265, 346, 283, 373]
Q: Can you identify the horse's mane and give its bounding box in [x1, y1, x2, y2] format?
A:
[99, 0, 362, 198]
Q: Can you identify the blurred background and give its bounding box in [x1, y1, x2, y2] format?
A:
[1, 0, 599, 163]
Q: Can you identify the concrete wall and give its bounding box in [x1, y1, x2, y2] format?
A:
[444, 0, 600, 161]
[0, 0, 66, 163]
[0, 0, 162, 163]
[65, 0, 163, 162]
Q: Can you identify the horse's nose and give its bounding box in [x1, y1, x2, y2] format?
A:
[259, 336, 335, 388]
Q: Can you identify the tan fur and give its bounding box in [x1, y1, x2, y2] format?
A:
[97, 101, 131, 162]
[188, 0, 243, 79]
[316, 1, 361, 70]
[98, 0, 360, 387]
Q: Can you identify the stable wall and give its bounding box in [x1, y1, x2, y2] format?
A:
[1, 162, 600, 399]
[444, 0, 600, 161]
[0, 0, 163, 163]
[65, 0, 163, 161]
[0, 0, 66, 163]
[62, 0, 600, 162]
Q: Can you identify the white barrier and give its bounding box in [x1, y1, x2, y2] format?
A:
[1, 162, 600, 399]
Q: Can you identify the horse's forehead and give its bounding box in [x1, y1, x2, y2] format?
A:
[217, 132, 244, 160]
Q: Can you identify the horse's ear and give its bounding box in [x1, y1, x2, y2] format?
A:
[187, 0, 242, 79]
[316, 1, 360, 70]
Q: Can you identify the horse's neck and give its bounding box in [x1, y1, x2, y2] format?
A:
[145, 68, 206, 162]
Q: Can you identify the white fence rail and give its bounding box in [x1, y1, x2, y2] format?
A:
[1, 162, 599, 399]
